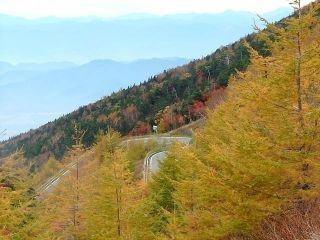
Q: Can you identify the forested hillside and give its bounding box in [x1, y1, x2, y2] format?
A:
[1, 1, 320, 239]
[0, 25, 269, 166]
[145, 2, 320, 238]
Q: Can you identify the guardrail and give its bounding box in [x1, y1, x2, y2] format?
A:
[36, 161, 77, 197]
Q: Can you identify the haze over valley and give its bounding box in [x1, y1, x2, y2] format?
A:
[0, 8, 292, 139]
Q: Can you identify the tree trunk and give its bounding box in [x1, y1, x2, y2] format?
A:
[295, 0, 304, 129]
[116, 187, 122, 237]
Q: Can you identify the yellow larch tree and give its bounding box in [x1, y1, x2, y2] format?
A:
[160, 1, 320, 239]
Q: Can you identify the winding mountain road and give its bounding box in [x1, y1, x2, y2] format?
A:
[36, 135, 192, 198]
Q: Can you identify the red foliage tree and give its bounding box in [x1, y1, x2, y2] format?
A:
[189, 100, 205, 120]
[129, 122, 151, 136]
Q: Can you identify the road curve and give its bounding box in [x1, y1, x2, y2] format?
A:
[143, 136, 192, 181]
[150, 151, 167, 172]
[144, 151, 167, 181]
[37, 135, 192, 198]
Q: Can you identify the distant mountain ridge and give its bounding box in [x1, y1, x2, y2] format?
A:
[0, 8, 291, 23]
[0, 58, 190, 139]
[0, 61, 77, 76]
[0, 8, 291, 64]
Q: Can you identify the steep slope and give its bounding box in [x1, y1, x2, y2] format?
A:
[0, 10, 295, 167]
[135, 2, 320, 238]
[1, 2, 319, 239]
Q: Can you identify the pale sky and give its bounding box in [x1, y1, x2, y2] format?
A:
[0, 0, 314, 19]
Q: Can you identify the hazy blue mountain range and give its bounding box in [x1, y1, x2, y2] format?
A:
[0, 7, 292, 139]
[0, 58, 189, 139]
[0, 8, 291, 63]
[0, 61, 76, 77]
